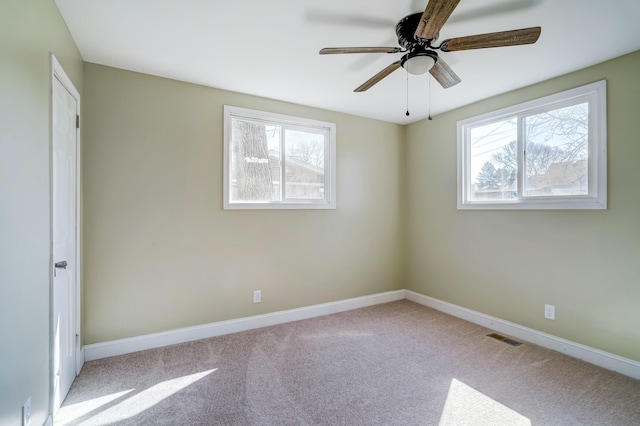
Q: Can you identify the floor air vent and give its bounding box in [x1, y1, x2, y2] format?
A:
[487, 333, 523, 347]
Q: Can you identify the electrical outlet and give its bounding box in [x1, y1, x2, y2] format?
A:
[544, 304, 555, 320]
[253, 290, 261, 304]
[22, 396, 31, 426]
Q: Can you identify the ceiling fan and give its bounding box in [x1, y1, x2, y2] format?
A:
[319, 0, 541, 91]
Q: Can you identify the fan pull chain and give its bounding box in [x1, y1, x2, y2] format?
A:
[428, 75, 433, 120]
[405, 71, 410, 116]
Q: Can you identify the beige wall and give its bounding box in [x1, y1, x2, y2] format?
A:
[406, 51, 640, 362]
[0, 0, 83, 424]
[82, 63, 406, 344]
[83, 53, 640, 363]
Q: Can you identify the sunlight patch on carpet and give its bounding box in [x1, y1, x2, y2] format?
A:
[66, 369, 217, 425]
[439, 378, 531, 426]
[55, 389, 134, 424]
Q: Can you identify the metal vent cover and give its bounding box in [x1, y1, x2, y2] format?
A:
[487, 333, 523, 347]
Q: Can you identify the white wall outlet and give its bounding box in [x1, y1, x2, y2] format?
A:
[253, 290, 261, 304]
[22, 396, 31, 426]
[544, 304, 556, 320]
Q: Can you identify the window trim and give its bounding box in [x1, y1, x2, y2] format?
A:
[457, 80, 607, 210]
[223, 105, 336, 210]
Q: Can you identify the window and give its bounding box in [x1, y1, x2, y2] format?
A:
[457, 80, 606, 210]
[223, 106, 336, 209]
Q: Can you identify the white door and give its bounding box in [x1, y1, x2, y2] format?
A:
[52, 61, 79, 411]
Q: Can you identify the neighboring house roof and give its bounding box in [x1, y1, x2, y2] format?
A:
[268, 150, 324, 178]
[530, 159, 588, 188]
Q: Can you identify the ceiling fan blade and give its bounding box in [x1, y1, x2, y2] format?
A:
[320, 47, 401, 54]
[354, 61, 402, 92]
[429, 57, 461, 88]
[415, 0, 461, 40]
[440, 27, 541, 51]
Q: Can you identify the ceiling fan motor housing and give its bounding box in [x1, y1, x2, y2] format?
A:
[396, 12, 437, 49]
[397, 12, 439, 74]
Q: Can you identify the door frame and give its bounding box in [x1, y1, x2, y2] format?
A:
[50, 53, 83, 413]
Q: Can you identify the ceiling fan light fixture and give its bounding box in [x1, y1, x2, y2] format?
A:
[401, 51, 436, 75]
[320, 2, 541, 92]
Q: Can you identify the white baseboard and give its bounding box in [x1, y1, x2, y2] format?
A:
[83, 290, 405, 362]
[405, 290, 640, 380]
[82, 288, 640, 380]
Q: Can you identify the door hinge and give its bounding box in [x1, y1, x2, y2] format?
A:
[76, 334, 80, 346]
[76, 115, 80, 129]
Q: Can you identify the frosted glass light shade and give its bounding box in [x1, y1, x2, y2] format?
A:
[403, 55, 435, 75]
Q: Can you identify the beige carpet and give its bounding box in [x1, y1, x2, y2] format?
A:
[56, 300, 640, 425]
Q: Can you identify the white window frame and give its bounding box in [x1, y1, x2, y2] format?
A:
[223, 105, 336, 210]
[457, 80, 607, 210]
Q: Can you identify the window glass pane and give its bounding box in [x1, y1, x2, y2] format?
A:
[523, 102, 589, 197]
[224, 105, 336, 210]
[284, 129, 325, 200]
[469, 118, 517, 201]
[457, 81, 605, 210]
[230, 118, 280, 202]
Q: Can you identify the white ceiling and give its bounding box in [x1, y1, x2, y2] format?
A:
[55, 0, 640, 125]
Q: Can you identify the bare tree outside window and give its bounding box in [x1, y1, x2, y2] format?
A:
[523, 103, 588, 196]
[525, 103, 588, 164]
[458, 80, 605, 209]
[285, 130, 325, 168]
[471, 102, 590, 199]
[230, 120, 274, 201]
[229, 118, 329, 202]
[224, 105, 337, 209]
[469, 119, 517, 200]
